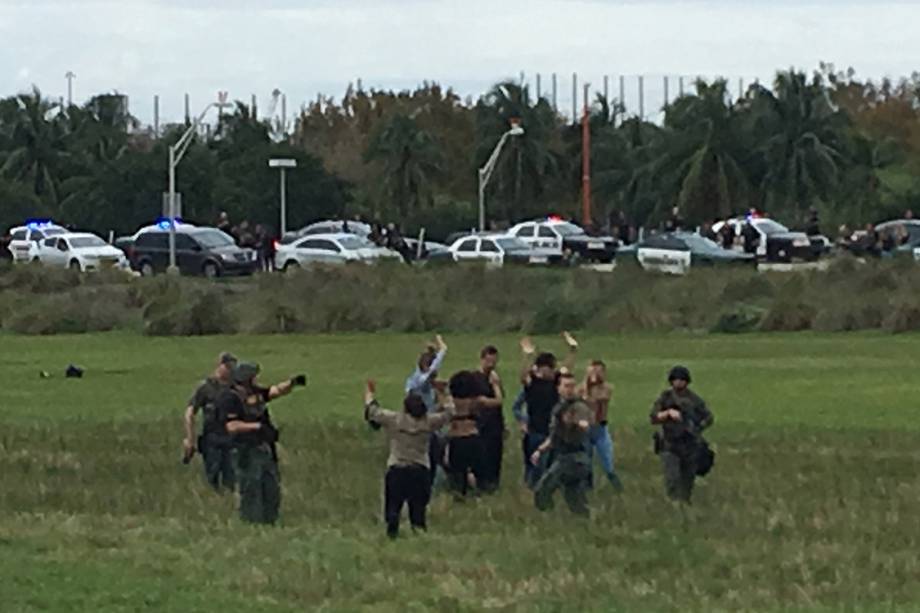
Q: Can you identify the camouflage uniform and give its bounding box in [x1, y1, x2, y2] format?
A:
[651, 388, 714, 502]
[534, 398, 595, 516]
[216, 383, 280, 525]
[189, 377, 235, 491]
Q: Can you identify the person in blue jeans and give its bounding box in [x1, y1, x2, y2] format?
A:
[516, 333, 579, 489]
[578, 360, 624, 491]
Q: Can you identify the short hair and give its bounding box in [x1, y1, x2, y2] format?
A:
[535, 352, 557, 369]
[557, 371, 575, 383]
[448, 370, 478, 399]
[591, 359, 606, 369]
[418, 346, 437, 369]
[404, 393, 427, 419]
[480, 345, 499, 359]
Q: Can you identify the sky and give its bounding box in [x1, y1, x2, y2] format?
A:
[0, 0, 917, 124]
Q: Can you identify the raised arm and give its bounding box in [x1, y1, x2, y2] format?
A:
[560, 331, 579, 374]
[520, 337, 536, 385]
[364, 380, 397, 427]
[268, 374, 307, 400]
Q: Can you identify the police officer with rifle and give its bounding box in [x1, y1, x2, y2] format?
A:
[650, 366, 714, 504]
[215, 362, 307, 524]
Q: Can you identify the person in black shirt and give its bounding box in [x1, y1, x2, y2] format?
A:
[741, 222, 760, 255]
[470, 345, 504, 493]
[719, 221, 735, 250]
[517, 332, 579, 490]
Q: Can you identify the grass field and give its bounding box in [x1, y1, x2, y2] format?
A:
[2, 331, 919, 612]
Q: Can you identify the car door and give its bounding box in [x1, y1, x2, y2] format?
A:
[147, 232, 170, 271]
[312, 239, 344, 264]
[8, 229, 28, 260]
[175, 233, 201, 274]
[536, 225, 561, 252]
[479, 238, 503, 266]
[50, 238, 70, 267]
[38, 237, 57, 265]
[514, 224, 536, 248]
[453, 238, 480, 262]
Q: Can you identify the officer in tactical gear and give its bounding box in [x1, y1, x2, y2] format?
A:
[215, 362, 306, 524]
[650, 365, 714, 503]
[530, 372, 595, 516]
[183, 352, 237, 491]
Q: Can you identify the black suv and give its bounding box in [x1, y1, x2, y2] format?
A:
[131, 227, 258, 277]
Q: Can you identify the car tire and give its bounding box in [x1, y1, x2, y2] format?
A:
[69, 260, 82, 271]
[203, 262, 220, 279]
[283, 260, 300, 272]
[139, 261, 155, 277]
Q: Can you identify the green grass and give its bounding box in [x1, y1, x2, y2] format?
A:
[1, 332, 919, 612]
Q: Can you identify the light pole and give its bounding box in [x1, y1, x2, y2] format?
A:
[269, 159, 297, 236]
[478, 121, 524, 232]
[167, 94, 230, 273]
[65, 71, 75, 107]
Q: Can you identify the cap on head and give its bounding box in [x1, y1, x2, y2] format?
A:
[219, 352, 238, 367]
[668, 365, 691, 384]
[232, 362, 260, 384]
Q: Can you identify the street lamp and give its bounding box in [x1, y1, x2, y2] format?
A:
[269, 159, 297, 236]
[166, 94, 231, 274]
[478, 120, 524, 232]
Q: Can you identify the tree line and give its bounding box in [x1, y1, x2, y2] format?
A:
[1, 64, 919, 240]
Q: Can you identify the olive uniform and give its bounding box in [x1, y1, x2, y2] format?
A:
[650, 386, 713, 502]
[216, 380, 281, 525]
[534, 398, 595, 516]
[190, 377, 235, 491]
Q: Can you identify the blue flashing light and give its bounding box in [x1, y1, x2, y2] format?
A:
[26, 218, 54, 230]
[154, 216, 185, 230]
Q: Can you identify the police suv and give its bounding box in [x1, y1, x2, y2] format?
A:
[6, 221, 68, 262]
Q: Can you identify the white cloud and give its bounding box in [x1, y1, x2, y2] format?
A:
[0, 0, 916, 123]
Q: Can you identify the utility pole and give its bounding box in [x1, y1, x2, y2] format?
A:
[581, 83, 592, 228]
[552, 73, 558, 112]
[154, 95, 160, 137]
[572, 73, 578, 124]
[65, 71, 75, 107]
[184, 93, 190, 126]
[638, 75, 645, 120]
[619, 76, 625, 117]
[536, 73, 542, 100]
[664, 76, 670, 107]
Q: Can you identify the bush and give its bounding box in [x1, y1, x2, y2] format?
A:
[4, 260, 920, 336]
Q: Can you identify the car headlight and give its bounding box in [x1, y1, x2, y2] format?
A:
[220, 253, 235, 261]
[792, 238, 810, 247]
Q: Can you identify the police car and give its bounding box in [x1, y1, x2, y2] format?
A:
[506, 217, 618, 263]
[35, 232, 129, 271]
[6, 220, 68, 262]
[447, 234, 562, 267]
[636, 232, 755, 275]
[712, 216, 822, 262]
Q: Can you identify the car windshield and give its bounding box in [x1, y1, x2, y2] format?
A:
[497, 237, 529, 250]
[756, 219, 788, 235]
[70, 236, 107, 248]
[553, 222, 584, 237]
[683, 234, 726, 254]
[193, 230, 235, 248]
[337, 236, 366, 250]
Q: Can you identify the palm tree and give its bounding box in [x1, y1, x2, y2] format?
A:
[365, 112, 443, 217]
[650, 79, 750, 224]
[1, 87, 69, 204]
[748, 71, 847, 219]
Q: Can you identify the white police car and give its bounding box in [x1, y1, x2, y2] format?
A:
[6, 221, 68, 262]
[36, 232, 129, 272]
[506, 217, 618, 263]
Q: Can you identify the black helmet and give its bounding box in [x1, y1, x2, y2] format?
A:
[232, 362, 260, 385]
[668, 365, 691, 384]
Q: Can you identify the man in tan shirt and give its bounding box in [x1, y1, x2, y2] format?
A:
[364, 381, 452, 538]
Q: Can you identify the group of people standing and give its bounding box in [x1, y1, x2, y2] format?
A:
[216, 212, 276, 271]
[180, 338, 716, 535]
[364, 333, 715, 538]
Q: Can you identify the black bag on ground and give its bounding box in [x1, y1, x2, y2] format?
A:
[696, 440, 715, 476]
